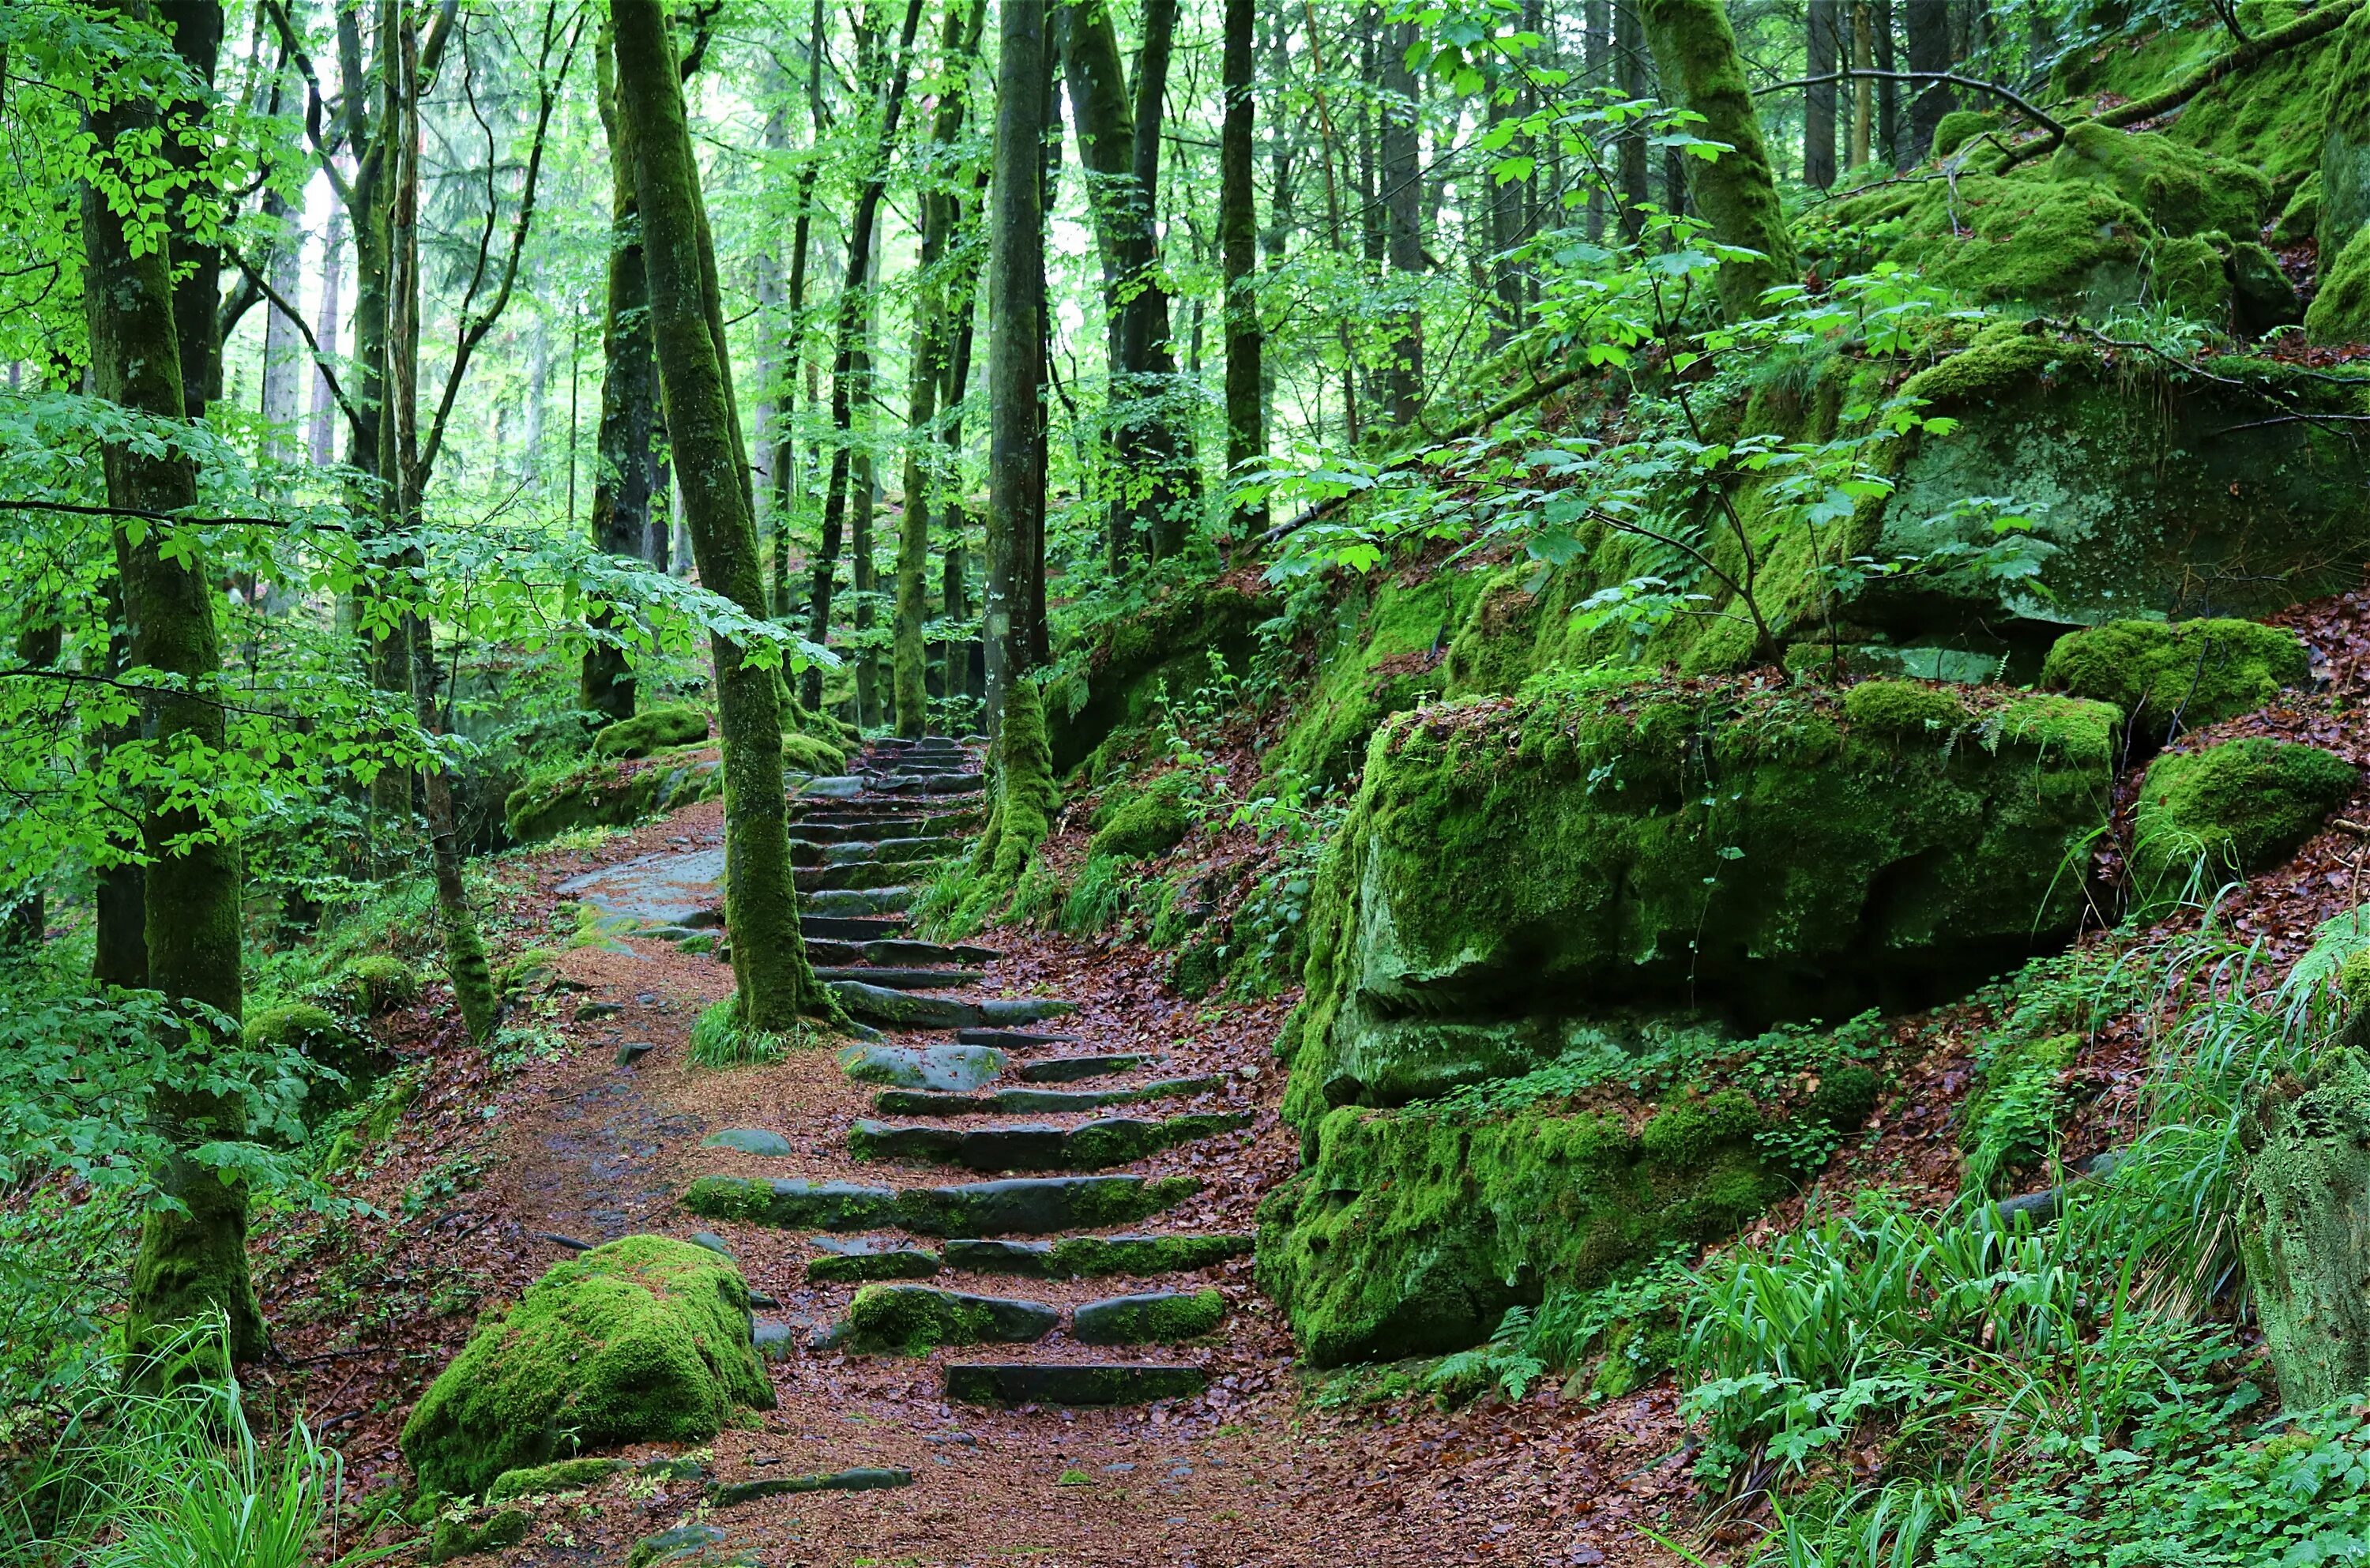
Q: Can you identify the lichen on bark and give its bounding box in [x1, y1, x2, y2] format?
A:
[2239, 1044, 2370, 1409]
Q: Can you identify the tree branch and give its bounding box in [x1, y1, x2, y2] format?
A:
[0, 499, 350, 532]
[224, 245, 363, 431]
[1754, 69, 2065, 136]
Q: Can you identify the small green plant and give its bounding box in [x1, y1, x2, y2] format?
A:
[1424, 1305, 1548, 1406]
[687, 998, 800, 1068]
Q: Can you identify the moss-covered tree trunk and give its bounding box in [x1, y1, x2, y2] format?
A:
[1221, 0, 1264, 532]
[92, 559, 147, 989]
[583, 25, 662, 724]
[1379, 17, 1424, 427]
[81, 30, 261, 1361]
[613, 0, 834, 1028]
[2239, 1045, 2370, 1409]
[1639, 0, 1797, 319]
[985, 0, 1048, 731]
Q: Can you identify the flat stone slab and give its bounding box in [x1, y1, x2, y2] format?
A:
[797, 860, 930, 893]
[943, 1363, 1208, 1406]
[942, 1233, 1255, 1279]
[958, 1028, 1080, 1049]
[1074, 1288, 1225, 1344]
[710, 1468, 913, 1506]
[803, 887, 916, 918]
[555, 848, 725, 929]
[831, 983, 1074, 1030]
[850, 1112, 1252, 1173]
[806, 1245, 941, 1284]
[683, 1173, 1201, 1235]
[702, 1127, 794, 1156]
[863, 938, 1000, 966]
[800, 914, 907, 941]
[796, 776, 868, 799]
[825, 837, 961, 866]
[871, 1076, 1222, 1117]
[792, 818, 924, 844]
[846, 1284, 1059, 1350]
[1016, 1054, 1164, 1083]
[837, 1041, 1007, 1092]
[814, 966, 986, 991]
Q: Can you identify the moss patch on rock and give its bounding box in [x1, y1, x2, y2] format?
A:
[398, 1235, 773, 1499]
[1087, 772, 1197, 859]
[592, 703, 709, 759]
[2239, 1047, 2370, 1411]
[2309, 222, 2370, 346]
[1271, 569, 1488, 786]
[344, 953, 422, 1013]
[843, 1284, 1057, 1352]
[2046, 123, 2273, 240]
[486, 1456, 624, 1502]
[504, 754, 720, 844]
[2041, 617, 2308, 739]
[2130, 736, 2356, 916]
[1043, 581, 1273, 773]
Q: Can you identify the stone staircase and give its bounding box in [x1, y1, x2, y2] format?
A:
[683, 733, 1255, 1412]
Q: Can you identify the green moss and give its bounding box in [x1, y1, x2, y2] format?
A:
[486, 1456, 624, 1502]
[1932, 110, 1999, 159]
[930, 679, 1059, 933]
[1841, 679, 1969, 741]
[1072, 1288, 1224, 1344]
[2131, 736, 2356, 916]
[842, 1284, 1054, 1353]
[2309, 222, 2370, 346]
[2238, 1047, 2370, 1410]
[1255, 1095, 1781, 1365]
[397, 1235, 773, 1499]
[345, 953, 422, 1014]
[2041, 617, 2309, 738]
[2274, 171, 2323, 246]
[1894, 321, 2093, 412]
[2153, 234, 2232, 322]
[1277, 569, 1490, 785]
[2322, 7, 2370, 255]
[1281, 675, 2117, 1130]
[1044, 582, 1273, 773]
[1961, 1029, 2078, 1194]
[246, 1001, 344, 1050]
[503, 756, 720, 844]
[2048, 123, 2273, 239]
[592, 703, 709, 759]
[427, 1506, 529, 1563]
[1087, 773, 1195, 859]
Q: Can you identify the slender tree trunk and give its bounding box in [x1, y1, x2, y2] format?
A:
[308, 204, 345, 464]
[1875, 0, 1902, 168]
[1850, 2, 1874, 167]
[985, 0, 1048, 730]
[773, 0, 827, 622]
[1617, 1, 1650, 216]
[802, 0, 928, 712]
[1640, 0, 1798, 318]
[260, 197, 305, 462]
[93, 560, 148, 991]
[82, 6, 261, 1363]
[1908, 0, 1953, 158]
[1221, 0, 1264, 530]
[583, 25, 661, 723]
[1807, 0, 1839, 188]
[852, 302, 878, 728]
[612, 0, 834, 1026]
[1380, 19, 1422, 427]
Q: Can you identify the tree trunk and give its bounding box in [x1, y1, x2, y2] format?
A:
[986, 0, 1048, 731]
[1380, 19, 1422, 427]
[1617, 0, 1650, 218]
[1907, 0, 1954, 160]
[774, 0, 827, 622]
[308, 203, 345, 465]
[612, 0, 834, 1028]
[1640, 0, 1798, 319]
[1875, 0, 1902, 170]
[82, 9, 261, 1363]
[93, 560, 148, 991]
[1221, 0, 1264, 532]
[1807, 0, 1838, 188]
[3, 621, 61, 946]
[1850, 2, 1874, 167]
[582, 25, 661, 724]
[260, 196, 305, 461]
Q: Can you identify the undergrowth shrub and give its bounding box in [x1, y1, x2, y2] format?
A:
[687, 998, 800, 1068]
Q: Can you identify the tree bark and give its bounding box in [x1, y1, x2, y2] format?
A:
[82, 6, 261, 1363]
[612, 0, 834, 1027]
[1875, 0, 1902, 169]
[1639, 0, 1798, 319]
[773, 0, 828, 622]
[93, 559, 148, 991]
[1807, 0, 1838, 187]
[1380, 19, 1422, 427]
[308, 203, 344, 465]
[582, 26, 662, 724]
[1617, 0, 1650, 218]
[986, 0, 1048, 731]
[1907, 0, 1954, 160]
[1850, 1, 1875, 167]
[1221, 0, 1264, 532]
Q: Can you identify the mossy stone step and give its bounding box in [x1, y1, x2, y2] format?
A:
[845, 1284, 1059, 1351]
[871, 1076, 1222, 1116]
[830, 980, 1074, 1031]
[681, 1172, 1201, 1235]
[863, 938, 1001, 967]
[1073, 1288, 1225, 1344]
[709, 1467, 914, 1506]
[942, 1232, 1254, 1280]
[790, 818, 925, 844]
[803, 888, 916, 918]
[822, 837, 962, 866]
[797, 860, 937, 893]
[957, 1028, 1079, 1049]
[943, 1362, 1208, 1407]
[702, 1127, 793, 1156]
[805, 1238, 942, 1283]
[799, 913, 907, 941]
[848, 1111, 1252, 1173]
[795, 776, 867, 799]
[837, 1041, 1006, 1092]
[813, 966, 986, 991]
[1016, 1054, 1164, 1084]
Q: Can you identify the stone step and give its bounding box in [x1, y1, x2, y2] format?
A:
[702, 1128, 793, 1156]
[830, 980, 1072, 1030]
[682, 1171, 1200, 1235]
[941, 1233, 1254, 1280]
[805, 1239, 942, 1284]
[845, 1284, 1058, 1350]
[794, 776, 869, 800]
[799, 914, 908, 941]
[709, 1467, 914, 1506]
[848, 1111, 1252, 1173]
[944, 1362, 1208, 1407]
[821, 837, 962, 867]
[861, 772, 984, 795]
[791, 818, 926, 844]
[812, 965, 986, 991]
[795, 809, 980, 836]
[838, 1041, 1006, 1092]
[871, 1075, 1221, 1117]
[1015, 1053, 1164, 1084]
[1074, 1289, 1224, 1345]
[806, 937, 999, 968]
[955, 1028, 1079, 1050]
[803, 888, 916, 919]
[797, 860, 939, 894]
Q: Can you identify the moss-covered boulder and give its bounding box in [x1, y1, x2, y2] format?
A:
[250, 1000, 381, 1124]
[399, 1235, 773, 1499]
[2309, 222, 2370, 346]
[2238, 1046, 2370, 1411]
[1281, 674, 2116, 1124]
[344, 953, 422, 1014]
[2322, 6, 2370, 259]
[503, 754, 721, 844]
[592, 703, 709, 759]
[1257, 1092, 1780, 1365]
[2129, 736, 2356, 915]
[1932, 109, 1999, 159]
[2041, 618, 2309, 740]
[2047, 123, 2273, 240]
[842, 1284, 1057, 1352]
[1087, 772, 1195, 859]
[1044, 581, 1273, 773]
[1271, 569, 1488, 785]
